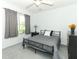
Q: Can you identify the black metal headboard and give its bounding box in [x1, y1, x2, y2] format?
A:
[40, 30, 61, 37]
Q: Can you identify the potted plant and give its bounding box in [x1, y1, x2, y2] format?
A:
[68, 24, 76, 35]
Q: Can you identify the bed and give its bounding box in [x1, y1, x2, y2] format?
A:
[22, 30, 61, 57]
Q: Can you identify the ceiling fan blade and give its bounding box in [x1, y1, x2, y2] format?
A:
[41, 2, 53, 6]
[26, 3, 34, 9]
[34, 3, 42, 10]
[34, 3, 39, 7]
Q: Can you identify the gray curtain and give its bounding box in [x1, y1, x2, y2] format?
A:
[5, 8, 18, 38]
[25, 15, 30, 34]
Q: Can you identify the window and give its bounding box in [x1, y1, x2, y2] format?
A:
[18, 14, 25, 34]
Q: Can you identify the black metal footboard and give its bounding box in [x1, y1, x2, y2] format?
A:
[22, 38, 54, 55]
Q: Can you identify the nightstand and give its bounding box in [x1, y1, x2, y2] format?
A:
[31, 32, 39, 37]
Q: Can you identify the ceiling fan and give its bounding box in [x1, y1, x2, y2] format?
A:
[26, 0, 54, 9]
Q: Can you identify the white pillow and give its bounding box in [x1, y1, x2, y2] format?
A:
[44, 31, 51, 36]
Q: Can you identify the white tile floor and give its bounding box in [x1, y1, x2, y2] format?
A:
[2, 43, 68, 59]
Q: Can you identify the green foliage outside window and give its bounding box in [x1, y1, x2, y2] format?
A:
[18, 14, 25, 34]
[18, 22, 25, 33]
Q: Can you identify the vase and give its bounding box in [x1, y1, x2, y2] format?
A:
[71, 29, 75, 35]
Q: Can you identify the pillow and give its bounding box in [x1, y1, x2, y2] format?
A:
[40, 30, 45, 35]
[50, 31, 53, 36]
[44, 30, 51, 36]
[52, 31, 59, 36]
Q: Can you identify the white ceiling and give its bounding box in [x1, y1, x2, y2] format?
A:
[3, 0, 76, 13]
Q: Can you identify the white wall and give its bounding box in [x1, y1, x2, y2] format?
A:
[0, 1, 3, 56]
[2, 34, 31, 49]
[1, 1, 31, 49]
[31, 4, 76, 46]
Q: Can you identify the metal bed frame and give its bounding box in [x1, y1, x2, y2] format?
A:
[22, 31, 61, 56]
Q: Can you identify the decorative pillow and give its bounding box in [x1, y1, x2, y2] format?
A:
[40, 30, 45, 35]
[52, 31, 59, 36]
[50, 31, 53, 36]
[44, 30, 51, 36]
